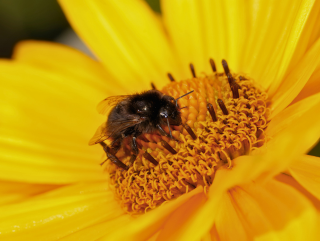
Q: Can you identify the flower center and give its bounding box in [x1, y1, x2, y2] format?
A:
[105, 60, 270, 214]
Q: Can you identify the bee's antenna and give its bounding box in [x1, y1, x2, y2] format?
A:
[175, 90, 194, 107]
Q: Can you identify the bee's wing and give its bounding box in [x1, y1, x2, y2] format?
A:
[96, 95, 129, 116]
[106, 116, 145, 140]
[88, 122, 109, 145]
[89, 117, 145, 146]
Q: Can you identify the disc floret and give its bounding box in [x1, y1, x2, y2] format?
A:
[106, 60, 270, 213]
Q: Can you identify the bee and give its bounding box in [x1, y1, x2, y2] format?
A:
[89, 89, 194, 170]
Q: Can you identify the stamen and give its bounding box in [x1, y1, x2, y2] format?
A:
[143, 152, 158, 166]
[227, 73, 234, 86]
[139, 135, 150, 143]
[161, 140, 177, 154]
[222, 59, 230, 75]
[231, 83, 240, 99]
[227, 73, 240, 99]
[184, 123, 197, 140]
[207, 103, 217, 122]
[167, 73, 175, 82]
[151, 82, 156, 90]
[166, 118, 173, 139]
[217, 99, 229, 115]
[209, 58, 217, 72]
[136, 140, 143, 149]
[189, 63, 196, 78]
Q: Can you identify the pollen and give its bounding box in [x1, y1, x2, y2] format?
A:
[106, 60, 270, 214]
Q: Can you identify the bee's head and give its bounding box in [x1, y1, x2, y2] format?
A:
[160, 95, 181, 126]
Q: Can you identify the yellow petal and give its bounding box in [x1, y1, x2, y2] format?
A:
[146, 231, 161, 241]
[201, 231, 214, 241]
[256, 180, 320, 240]
[215, 180, 319, 241]
[211, 90, 320, 196]
[59, 0, 180, 92]
[270, 37, 320, 118]
[61, 215, 131, 241]
[210, 226, 220, 241]
[289, 155, 320, 201]
[171, 93, 320, 240]
[161, 0, 248, 75]
[0, 60, 106, 183]
[0, 180, 61, 206]
[156, 192, 207, 241]
[241, 0, 317, 92]
[267, 92, 320, 137]
[160, 157, 256, 241]
[282, 0, 320, 77]
[0, 181, 127, 240]
[169, 168, 320, 241]
[307, 11, 320, 49]
[13, 40, 127, 95]
[257, 90, 320, 178]
[214, 190, 250, 241]
[100, 186, 203, 241]
[275, 172, 320, 211]
[291, 66, 320, 105]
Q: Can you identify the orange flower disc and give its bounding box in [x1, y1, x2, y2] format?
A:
[106, 70, 270, 214]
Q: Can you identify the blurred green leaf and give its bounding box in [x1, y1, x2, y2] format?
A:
[0, 0, 69, 57]
[308, 140, 320, 157]
[145, 0, 161, 13]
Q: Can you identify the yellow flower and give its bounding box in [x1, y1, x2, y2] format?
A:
[1, 0, 320, 240]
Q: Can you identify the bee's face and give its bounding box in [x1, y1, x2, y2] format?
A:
[160, 95, 181, 126]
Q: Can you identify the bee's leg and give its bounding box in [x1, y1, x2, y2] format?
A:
[157, 124, 169, 137]
[123, 140, 132, 156]
[157, 124, 179, 142]
[99, 142, 128, 170]
[131, 136, 139, 155]
[165, 118, 173, 139]
[106, 153, 129, 170]
[110, 137, 123, 155]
